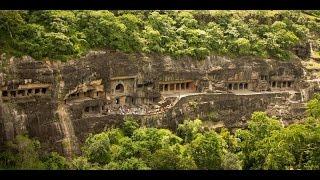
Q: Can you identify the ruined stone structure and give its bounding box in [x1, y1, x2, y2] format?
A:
[0, 51, 319, 157]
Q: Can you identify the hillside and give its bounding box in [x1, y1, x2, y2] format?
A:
[1, 10, 320, 171]
[1, 10, 320, 61]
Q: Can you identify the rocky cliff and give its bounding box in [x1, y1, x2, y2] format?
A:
[0, 51, 317, 157]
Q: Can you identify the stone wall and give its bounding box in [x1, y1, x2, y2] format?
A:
[0, 51, 315, 157]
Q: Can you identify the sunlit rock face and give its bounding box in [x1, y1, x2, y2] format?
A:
[0, 51, 316, 156]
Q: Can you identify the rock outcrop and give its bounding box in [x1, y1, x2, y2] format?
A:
[0, 51, 317, 157]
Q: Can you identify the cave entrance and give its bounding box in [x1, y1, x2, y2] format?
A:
[164, 84, 169, 91]
[244, 83, 248, 89]
[239, 83, 244, 90]
[125, 96, 135, 105]
[181, 83, 185, 90]
[35, 89, 40, 94]
[186, 82, 191, 90]
[10, 91, 16, 97]
[2, 91, 8, 97]
[41, 88, 47, 94]
[233, 83, 238, 90]
[115, 84, 124, 93]
[159, 84, 163, 92]
[170, 84, 175, 91]
[176, 83, 181, 91]
[18, 90, 26, 96]
[115, 97, 120, 104]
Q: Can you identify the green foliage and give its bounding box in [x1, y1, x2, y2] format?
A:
[3, 94, 320, 170]
[177, 119, 202, 143]
[307, 93, 320, 118]
[148, 145, 196, 170]
[131, 128, 182, 153]
[0, 135, 44, 169]
[189, 131, 224, 169]
[105, 157, 150, 170]
[236, 112, 283, 169]
[221, 151, 243, 170]
[122, 116, 139, 137]
[42, 152, 70, 170]
[236, 108, 320, 170]
[71, 157, 99, 170]
[82, 132, 111, 165]
[1, 10, 320, 61]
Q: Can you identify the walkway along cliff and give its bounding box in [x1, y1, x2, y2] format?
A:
[1, 51, 319, 157]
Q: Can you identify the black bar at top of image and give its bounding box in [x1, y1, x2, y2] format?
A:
[0, 0, 319, 10]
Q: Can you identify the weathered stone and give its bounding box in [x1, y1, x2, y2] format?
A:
[0, 51, 318, 157]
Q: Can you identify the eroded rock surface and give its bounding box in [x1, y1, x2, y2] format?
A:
[0, 51, 318, 156]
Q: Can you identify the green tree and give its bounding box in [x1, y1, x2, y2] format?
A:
[148, 145, 196, 170]
[105, 157, 150, 170]
[82, 132, 111, 165]
[0, 135, 45, 169]
[42, 152, 70, 170]
[189, 131, 224, 169]
[236, 112, 283, 169]
[177, 119, 202, 143]
[307, 93, 320, 118]
[122, 116, 139, 137]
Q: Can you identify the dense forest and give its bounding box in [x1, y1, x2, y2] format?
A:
[1, 94, 320, 170]
[1, 10, 320, 61]
[1, 10, 320, 170]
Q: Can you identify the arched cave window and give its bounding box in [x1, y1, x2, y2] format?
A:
[115, 84, 124, 93]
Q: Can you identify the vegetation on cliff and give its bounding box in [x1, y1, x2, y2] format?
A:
[1, 94, 320, 170]
[1, 10, 320, 61]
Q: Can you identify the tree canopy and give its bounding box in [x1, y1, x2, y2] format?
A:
[1, 10, 320, 61]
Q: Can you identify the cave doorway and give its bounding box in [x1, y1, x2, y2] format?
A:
[115, 97, 120, 104]
[115, 84, 124, 93]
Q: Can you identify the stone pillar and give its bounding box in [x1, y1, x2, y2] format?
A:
[162, 84, 165, 92]
[174, 83, 177, 91]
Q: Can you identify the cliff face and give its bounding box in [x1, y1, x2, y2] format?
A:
[0, 51, 317, 156]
